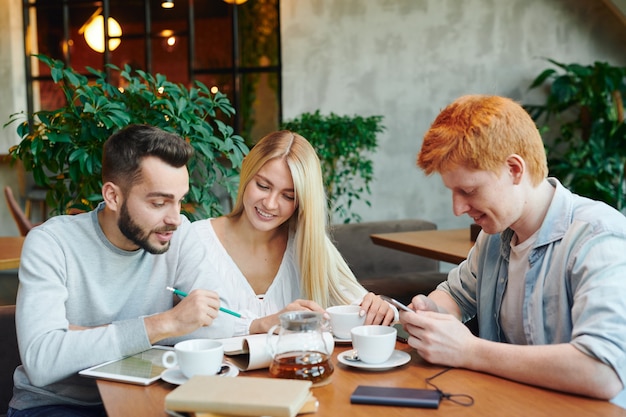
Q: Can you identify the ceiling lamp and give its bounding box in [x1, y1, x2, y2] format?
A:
[223, 0, 248, 4]
[79, 8, 122, 53]
[161, 1, 174, 8]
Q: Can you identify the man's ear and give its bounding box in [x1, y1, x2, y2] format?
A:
[506, 154, 525, 185]
[102, 182, 122, 212]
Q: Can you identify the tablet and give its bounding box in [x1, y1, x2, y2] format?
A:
[79, 346, 173, 385]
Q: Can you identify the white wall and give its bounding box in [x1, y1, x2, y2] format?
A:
[281, 0, 626, 229]
[0, 0, 27, 236]
[0, 0, 26, 154]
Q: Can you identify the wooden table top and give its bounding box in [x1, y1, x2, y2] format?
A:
[97, 342, 626, 417]
[370, 228, 474, 264]
[0, 236, 24, 270]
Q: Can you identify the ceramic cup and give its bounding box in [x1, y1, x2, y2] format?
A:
[161, 339, 224, 379]
[350, 325, 397, 364]
[327, 305, 366, 340]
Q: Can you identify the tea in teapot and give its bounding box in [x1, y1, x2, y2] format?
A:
[267, 311, 334, 386]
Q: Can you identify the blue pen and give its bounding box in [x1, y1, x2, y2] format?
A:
[166, 286, 244, 319]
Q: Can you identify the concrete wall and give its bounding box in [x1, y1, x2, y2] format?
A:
[0, 0, 25, 155]
[281, 0, 626, 229]
[1, 0, 625, 235]
[0, 0, 27, 236]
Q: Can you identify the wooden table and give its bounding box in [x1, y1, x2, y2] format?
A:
[97, 343, 626, 417]
[0, 236, 24, 270]
[371, 228, 474, 264]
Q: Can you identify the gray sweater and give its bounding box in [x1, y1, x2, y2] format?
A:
[10, 203, 233, 409]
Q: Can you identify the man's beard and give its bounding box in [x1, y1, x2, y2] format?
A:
[118, 202, 176, 254]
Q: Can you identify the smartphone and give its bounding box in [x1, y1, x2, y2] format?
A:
[393, 323, 410, 343]
[380, 295, 412, 312]
[380, 296, 412, 342]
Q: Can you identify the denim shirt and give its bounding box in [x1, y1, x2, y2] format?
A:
[439, 178, 626, 405]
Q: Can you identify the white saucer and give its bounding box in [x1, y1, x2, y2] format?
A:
[161, 362, 239, 385]
[333, 336, 352, 344]
[337, 350, 411, 371]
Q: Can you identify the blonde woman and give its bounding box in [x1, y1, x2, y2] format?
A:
[193, 130, 395, 335]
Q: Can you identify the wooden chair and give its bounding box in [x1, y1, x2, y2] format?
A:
[4, 186, 35, 236]
[24, 187, 48, 222]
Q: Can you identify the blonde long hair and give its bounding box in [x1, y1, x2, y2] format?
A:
[228, 130, 365, 307]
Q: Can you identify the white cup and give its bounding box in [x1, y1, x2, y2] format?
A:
[161, 339, 224, 379]
[350, 325, 397, 364]
[327, 305, 366, 340]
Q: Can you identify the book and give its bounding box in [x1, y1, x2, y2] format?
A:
[350, 385, 441, 408]
[165, 375, 313, 417]
[190, 394, 319, 417]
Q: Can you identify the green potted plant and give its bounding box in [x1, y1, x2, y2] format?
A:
[281, 110, 385, 223]
[6, 54, 249, 220]
[525, 59, 626, 211]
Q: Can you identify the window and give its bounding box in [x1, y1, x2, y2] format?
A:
[22, 0, 281, 144]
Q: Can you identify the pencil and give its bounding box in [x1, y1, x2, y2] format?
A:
[165, 286, 244, 319]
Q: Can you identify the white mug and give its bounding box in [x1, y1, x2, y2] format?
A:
[161, 339, 223, 379]
[351, 325, 397, 364]
[327, 305, 365, 340]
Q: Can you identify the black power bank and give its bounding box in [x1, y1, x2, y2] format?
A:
[350, 385, 442, 408]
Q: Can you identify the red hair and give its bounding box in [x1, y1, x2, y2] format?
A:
[417, 95, 548, 185]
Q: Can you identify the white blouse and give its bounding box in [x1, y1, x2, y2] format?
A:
[192, 218, 301, 336]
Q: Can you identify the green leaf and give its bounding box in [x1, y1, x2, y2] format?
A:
[528, 69, 557, 89]
[281, 111, 384, 223]
[7, 53, 250, 218]
[527, 58, 626, 213]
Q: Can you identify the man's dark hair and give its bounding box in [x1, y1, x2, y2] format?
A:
[102, 124, 194, 189]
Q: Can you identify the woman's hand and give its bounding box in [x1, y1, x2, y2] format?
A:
[360, 293, 396, 326]
[249, 299, 325, 334]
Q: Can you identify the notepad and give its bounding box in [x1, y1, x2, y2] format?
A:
[165, 375, 313, 417]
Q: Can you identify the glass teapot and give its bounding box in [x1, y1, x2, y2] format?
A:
[267, 311, 334, 386]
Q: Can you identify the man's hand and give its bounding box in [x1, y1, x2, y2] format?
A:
[410, 294, 440, 312]
[144, 289, 220, 343]
[400, 309, 475, 367]
[69, 324, 105, 330]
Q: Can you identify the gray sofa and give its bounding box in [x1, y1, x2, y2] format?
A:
[330, 219, 447, 305]
[0, 305, 18, 416]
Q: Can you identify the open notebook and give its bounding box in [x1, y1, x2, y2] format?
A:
[216, 332, 334, 371]
[216, 334, 274, 371]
